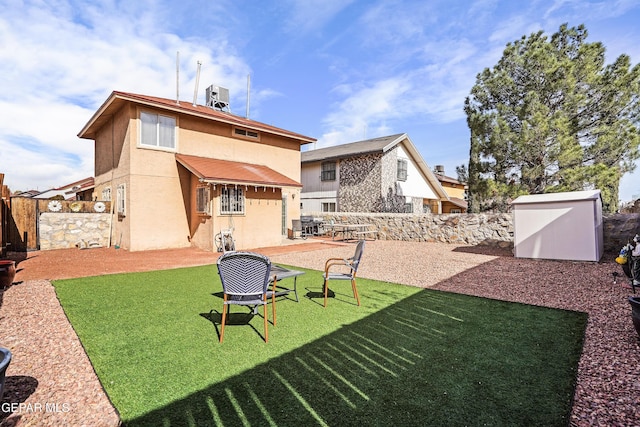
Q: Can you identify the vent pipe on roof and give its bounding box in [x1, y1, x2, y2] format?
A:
[193, 61, 202, 107]
[246, 74, 251, 118]
[434, 165, 445, 175]
[176, 51, 180, 104]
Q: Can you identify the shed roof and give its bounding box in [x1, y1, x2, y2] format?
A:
[511, 190, 601, 205]
[176, 154, 302, 188]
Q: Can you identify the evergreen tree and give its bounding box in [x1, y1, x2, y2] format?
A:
[464, 24, 640, 213]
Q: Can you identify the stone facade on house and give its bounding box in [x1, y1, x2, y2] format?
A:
[338, 153, 382, 212]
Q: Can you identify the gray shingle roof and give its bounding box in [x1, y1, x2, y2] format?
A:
[301, 133, 405, 163]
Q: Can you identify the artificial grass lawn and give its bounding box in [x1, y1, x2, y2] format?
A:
[54, 264, 587, 426]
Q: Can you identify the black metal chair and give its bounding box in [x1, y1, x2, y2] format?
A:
[216, 251, 274, 343]
[323, 240, 366, 307]
[0, 347, 11, 401]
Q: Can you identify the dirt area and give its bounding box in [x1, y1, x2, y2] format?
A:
[7, 240, 332, 283]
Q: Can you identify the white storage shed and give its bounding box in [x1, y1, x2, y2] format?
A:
[511, 190, 603, 262]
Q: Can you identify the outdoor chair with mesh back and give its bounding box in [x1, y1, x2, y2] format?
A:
[216, 251, 275, 343]
[323, 239, 366, 307]
[0, 347, 11, 401]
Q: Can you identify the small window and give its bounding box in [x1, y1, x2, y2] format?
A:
[140, 111, 176, 149]
[116, 184, 126, 216]
[397, 159, 408, 181]
[450, 208, 462, 214]
[322, 202, 336, 212]
[101, 187, 111, 201]
[220, 187, 244, 214]
[234, 127, 259, 139]
[404, 203, 412, 213]
[196, 186, 210, 214]
[321, 162, 336, 181]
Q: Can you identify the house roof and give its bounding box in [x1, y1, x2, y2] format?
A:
[78, 91, 317, 144]
[301, 134, 405, 162]
[33, 177, 95, 200]
[448, 197, 468, 209]
[436, 173, 466, 187]
[176, 154, 303, 188]
[301, 133, 449, 200]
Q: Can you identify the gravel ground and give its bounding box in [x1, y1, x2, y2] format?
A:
[1, 239, 639, 426]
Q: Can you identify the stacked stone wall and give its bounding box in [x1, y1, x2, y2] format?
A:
[39, 213, 111, 250]
[311, 212, 640, 254]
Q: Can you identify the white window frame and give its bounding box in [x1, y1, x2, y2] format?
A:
[196, 186, 210, 214]
[322, 202, 336, 212]
[220, 187, 244, 215]
[140, 111, 176, 150]
[116, 184, 126, 216]
[101, 187, 111, 201]
[397, 159, 408, 181]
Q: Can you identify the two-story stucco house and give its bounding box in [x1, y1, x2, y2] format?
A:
[300, 134, 449, 214]
[433, 165, 468, 213]
[78, 91, 315, 252]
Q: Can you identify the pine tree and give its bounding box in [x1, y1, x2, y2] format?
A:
[465, 24, 640, 213]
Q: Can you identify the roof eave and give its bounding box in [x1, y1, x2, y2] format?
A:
[79, 91, 316, 144]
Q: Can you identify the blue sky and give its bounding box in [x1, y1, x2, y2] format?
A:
[1, 0, 639, 202]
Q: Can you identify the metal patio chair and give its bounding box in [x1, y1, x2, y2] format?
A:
[0, 347, 11, 401]
[291, 219, 306, 239]
[323, 239, 366, 307]
[216, 251, 274, 343]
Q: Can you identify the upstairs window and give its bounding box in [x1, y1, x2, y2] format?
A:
[321, 161, 336, 181]
[101, 187, 111, 201]
[322, 202, 336, 212]
[397, 159, 408, 181]
[140, 111, 176, 149]
[220, 187, 244, 214]
[196, 186, 210, 214]
[234, 127, 260, 139]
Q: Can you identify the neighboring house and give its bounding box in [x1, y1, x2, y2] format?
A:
[433, 166, 468, 213]
[32, 177, 95, 201]
[300, 133, 449, 214]
[78, 90, 315, 252]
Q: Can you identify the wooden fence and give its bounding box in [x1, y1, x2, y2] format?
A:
[6, 198, 111, 252]
[0, 173, 9, 256]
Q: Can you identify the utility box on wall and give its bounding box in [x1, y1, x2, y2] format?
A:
[511, 190, 604, 262]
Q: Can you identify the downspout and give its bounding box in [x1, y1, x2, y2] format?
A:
[108, 116, 115, 247]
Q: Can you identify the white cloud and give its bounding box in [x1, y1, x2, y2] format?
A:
[0, 0, 251, 191]
[282, 0, 357, 34]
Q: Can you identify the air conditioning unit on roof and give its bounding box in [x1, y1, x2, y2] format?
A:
[206, 85, 230, 111]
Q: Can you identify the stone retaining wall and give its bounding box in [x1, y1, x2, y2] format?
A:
[311, 212, 640, 254]
[39, 213, 111, 250]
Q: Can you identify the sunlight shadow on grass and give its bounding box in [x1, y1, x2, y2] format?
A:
[126, 288, 586, 427]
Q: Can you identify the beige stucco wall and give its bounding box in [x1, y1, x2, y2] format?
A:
[441, 182, 466, 199]
[91, 102, 305, 252]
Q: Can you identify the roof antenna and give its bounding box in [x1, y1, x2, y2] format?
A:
[193, 61, 202, 107]
[175, 51, 180, 104]
[245, 74, 251, 118]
